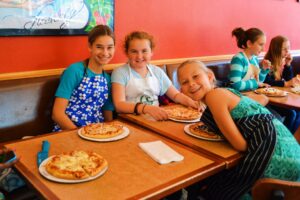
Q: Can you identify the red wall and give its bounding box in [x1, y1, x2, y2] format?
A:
[1, 0, 300, 73]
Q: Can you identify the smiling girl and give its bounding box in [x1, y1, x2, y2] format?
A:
[229, 27, 271, 91]
[52, 25, 115, 131]
[178, 60, 300, 200]
[111, 31, 198, 121]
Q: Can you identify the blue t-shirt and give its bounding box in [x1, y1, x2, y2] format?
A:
[55, 61, 114, 111]
[111, 63, 172, 96]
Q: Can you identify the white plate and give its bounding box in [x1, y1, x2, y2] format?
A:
[78, 127, 130, 142]
[184, 124, 224, 141]
[169, 117, 200, 123]
[39, 156, 108, 183]
[291, 87, 300, 94]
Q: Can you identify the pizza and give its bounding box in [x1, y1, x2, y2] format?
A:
[189, 122, 223, 140]
[45, 150, 107, 180]
[80, 123, 124, 139]
[254, 87, 287, 97]
[162, 104, 201, 120]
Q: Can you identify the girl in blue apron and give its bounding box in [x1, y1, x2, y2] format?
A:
[111, 31, 199, 121]
[52, 25, 115, 131]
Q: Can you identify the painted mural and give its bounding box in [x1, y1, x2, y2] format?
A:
[0, 0, 114, 36]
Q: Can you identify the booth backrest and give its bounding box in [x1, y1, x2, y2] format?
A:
[0, 54, 299, 143]
[165, 60, 231, 89]
[0, 75, 59, 142]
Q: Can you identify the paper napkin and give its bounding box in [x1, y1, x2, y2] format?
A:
[139, 140, 184, 164]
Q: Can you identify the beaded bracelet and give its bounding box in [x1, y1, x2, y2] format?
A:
[134, 102, 142, 115]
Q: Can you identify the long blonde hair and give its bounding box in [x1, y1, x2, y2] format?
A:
[264, 36, 288, 80]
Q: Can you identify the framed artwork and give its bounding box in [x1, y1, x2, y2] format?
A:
[0, 0, 114, 36]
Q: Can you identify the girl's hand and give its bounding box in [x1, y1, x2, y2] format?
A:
[143, 105, 169, 121]
[261, 59, 272, 70]
[285, 53, 293, 66]
[186, 98, 200, 110]
[285, 76, 300, 87]
[258, 82, 270, 88]
[197, 101, 207, 112]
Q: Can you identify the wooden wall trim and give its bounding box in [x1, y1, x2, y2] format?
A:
[1, 50, 300, 81]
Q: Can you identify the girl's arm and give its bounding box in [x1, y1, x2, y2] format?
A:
[205, 89, 247, 151]
[103, 111, 113, 122]
[112, 83, 168, 120]
[52, 97, 77, 130]
[165, 85, 199, 109]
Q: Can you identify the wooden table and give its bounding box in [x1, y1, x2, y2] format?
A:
[5, 120, 224, 200]
[119, 114, 242, 168]
[244, 87, 300, 111]
[269, 87, 300, 110]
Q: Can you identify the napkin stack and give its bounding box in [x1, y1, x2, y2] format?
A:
[139, 140, 184, 164]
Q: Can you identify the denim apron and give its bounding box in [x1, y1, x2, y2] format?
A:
[53, 66, 109, 131]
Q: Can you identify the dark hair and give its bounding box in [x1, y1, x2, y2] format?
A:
[232, 27, 264, 49]
[123, 31, 155, 53]
[88, 25, 115, 45]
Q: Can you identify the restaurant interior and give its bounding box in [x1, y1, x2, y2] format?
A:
[0, 0, 300, 200]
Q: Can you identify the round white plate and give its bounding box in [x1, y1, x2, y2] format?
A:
[169, 117, 200, 123]
[184, 124, 224, 141]
[39, 156, 108, 183]
[291, 87, 300, 94]
[78, 127, 130, 142]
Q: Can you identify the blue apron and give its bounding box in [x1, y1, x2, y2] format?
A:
[53, 67, 109, 131]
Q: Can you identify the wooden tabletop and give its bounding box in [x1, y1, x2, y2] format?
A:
[119, 114, 242, 168]
[244, 87, 300, 111]
[5, 120, 224, 200]
[269, 87, 300, 110]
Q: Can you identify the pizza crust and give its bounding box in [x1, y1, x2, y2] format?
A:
[45, 150, 107, 180]
[81, 123, 124, 139]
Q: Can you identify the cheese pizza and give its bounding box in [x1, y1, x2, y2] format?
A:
[45, 150, 107, 180]
[81, 123, 124, 139]
[254, 87, 287, 97]
[162, 104, 201, 120]
[189, 122, 223, 140]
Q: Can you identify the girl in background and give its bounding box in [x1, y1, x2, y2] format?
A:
[178, 60, 300, 200]
[229, 27, 271, 91]
[264, 35, 300, 134]
[111, 31, 198, 121]
[52, 25, 115, 131]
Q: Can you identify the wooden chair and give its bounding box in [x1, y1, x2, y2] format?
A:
[252, 178, 300, 200]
